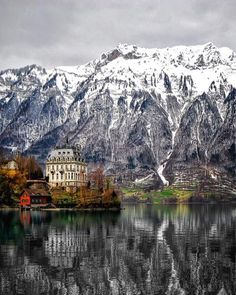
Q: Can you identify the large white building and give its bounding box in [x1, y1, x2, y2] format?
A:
[46, 145, 87, 189]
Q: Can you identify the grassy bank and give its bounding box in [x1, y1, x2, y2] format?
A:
[121, 186, 236, 204]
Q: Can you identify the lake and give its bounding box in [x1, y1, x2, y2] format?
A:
[0, 204, 236, 295]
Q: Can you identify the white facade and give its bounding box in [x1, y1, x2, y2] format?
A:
[46, 146, 87, 188]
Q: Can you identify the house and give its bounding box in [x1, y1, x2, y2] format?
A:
[20, 188, 51, 209]
[20, 180, 51, 209]
[1, 160, 19, 177]
[46, 144, 87, 191]
[2, 160, 18, 170]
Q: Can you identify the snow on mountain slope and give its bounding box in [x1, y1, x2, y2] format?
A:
[0, 42, 236, 184]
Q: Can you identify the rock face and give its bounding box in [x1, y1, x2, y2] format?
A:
[209, 88, 236, 177]
[0, 43, 236, 189]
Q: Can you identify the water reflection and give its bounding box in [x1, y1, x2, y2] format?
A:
[0, 205, 236, 294]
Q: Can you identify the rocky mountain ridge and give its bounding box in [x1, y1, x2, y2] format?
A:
[0, 42, 236, 191]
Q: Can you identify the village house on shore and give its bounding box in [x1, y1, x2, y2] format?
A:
[20, 180, 51, 209]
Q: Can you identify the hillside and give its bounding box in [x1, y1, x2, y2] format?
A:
[0, 43, 236, 193]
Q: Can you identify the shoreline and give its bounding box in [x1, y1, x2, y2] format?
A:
[1, 201, 236, 211]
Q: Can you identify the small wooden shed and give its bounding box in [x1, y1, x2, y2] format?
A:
[20, 188, 51, 209]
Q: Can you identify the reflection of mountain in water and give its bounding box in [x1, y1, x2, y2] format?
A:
[0, 205, 236, 294]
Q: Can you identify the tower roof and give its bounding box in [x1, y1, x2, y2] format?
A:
[47, 146, 86, 163]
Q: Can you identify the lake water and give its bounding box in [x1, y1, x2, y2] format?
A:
[0, 204, 236, 295]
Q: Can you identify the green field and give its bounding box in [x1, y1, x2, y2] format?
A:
[121, 187, 193, 204]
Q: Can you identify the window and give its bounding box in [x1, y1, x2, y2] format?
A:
[70, 164, 72, 170]
[56, 173, 59, 180]
[61, 173, 63, 180]
[68, 173, 70, 180]
[52, 174, 54, 180]
[65, 173, 67, 180]
[56, 165, 58, 170]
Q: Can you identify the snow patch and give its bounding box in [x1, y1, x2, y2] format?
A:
[158, 164, 169, 186]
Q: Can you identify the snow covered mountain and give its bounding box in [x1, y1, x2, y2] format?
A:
[0, 42, 236, 188]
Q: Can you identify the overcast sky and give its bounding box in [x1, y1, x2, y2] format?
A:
[0, 0, 235, 70]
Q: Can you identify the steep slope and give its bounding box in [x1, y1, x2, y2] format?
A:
[167, 93, 222, 166]
[0, 43, 236, 187]
[209, 88, 236, 176]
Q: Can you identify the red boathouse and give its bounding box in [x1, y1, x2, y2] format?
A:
[20, 180, 51, 209]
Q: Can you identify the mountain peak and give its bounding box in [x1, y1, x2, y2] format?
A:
[117, 43, 137, 53]
[203, 42, 216, 49]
